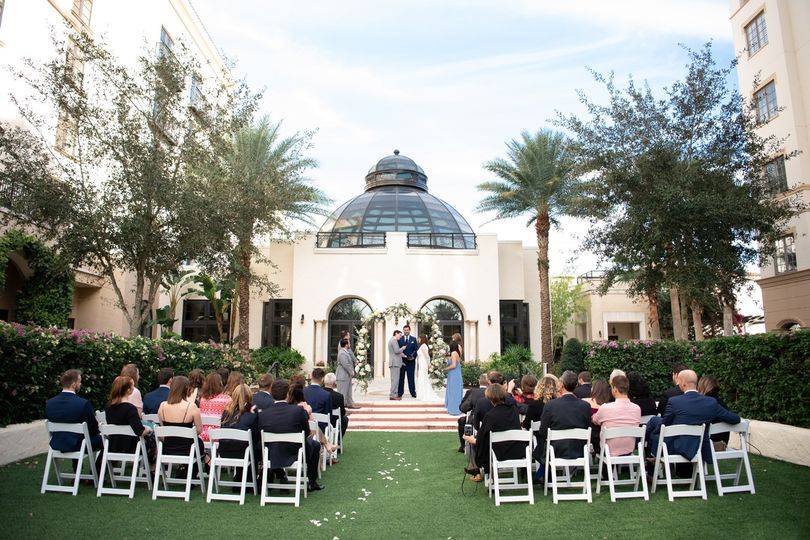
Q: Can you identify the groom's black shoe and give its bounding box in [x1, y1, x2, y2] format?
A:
[308, 481, 324, 492]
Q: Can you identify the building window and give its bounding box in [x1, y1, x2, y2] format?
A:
[499, 300, 529, 353]
[159, 26, 174, 56]
[71, 0, 93, 27]
[754, 81, 778, 124]
[328, 298, 374, 373]
[182, 299, 228, 342]
[421, 298, 463, 346]
[262, 299, 292, 348]
[773, 235, 797, 274]
[55, 37, 84, 154]
[765, 155, 788, 193]
[744, 11, 768, 56]
[189, 72, 203, 111]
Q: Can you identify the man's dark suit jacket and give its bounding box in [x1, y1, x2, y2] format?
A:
[473, 393, 523, 430]
[303, 384, 332, 416]
[258, 401, 311, 469]
[660, 391, 740, 463]
[474, 403, 525, 472]
[325, 387, 345, 419]
[45, 391, 101, 452]
[460, 387, 485, 417]
[143, 385, 170, 415]
[656, 385, 683, 416]
[398, 334, 418, 360]
[537, 393, 592, 460]
[573, 383, 592, 399]
[252, 390, 274, 412]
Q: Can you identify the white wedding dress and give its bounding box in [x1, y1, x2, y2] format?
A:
[415, 343, 441, 402]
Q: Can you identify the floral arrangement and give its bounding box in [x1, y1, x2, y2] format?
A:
[352, 303, 448, 391]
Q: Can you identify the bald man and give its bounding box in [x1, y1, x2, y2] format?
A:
[646, 369, 740, 464]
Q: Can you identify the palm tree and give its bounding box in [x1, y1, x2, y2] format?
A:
[477, 129, 577, 364]
[215, 117, 328, 357]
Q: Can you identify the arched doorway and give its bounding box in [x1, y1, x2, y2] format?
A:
[421, 298, 463, 345]
[328, 297, 374, 374]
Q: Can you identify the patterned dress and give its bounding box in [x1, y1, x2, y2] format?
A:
[199, 392, 232, 441]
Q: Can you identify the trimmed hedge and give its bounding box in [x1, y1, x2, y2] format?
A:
[0, 322, 254, 427]
[584, 331, 810, 428]
[251, 346, 305, 379]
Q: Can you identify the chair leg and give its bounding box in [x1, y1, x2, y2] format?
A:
[663, 456, 674, 502]
[72, 448, 84, 496]
[206, 457, 216, 503]
[596, 451, 604, 495]
[697, 459, 707, 500]
[584, 459, 592, 503]
[606, 457, 616, 502]
[260, 460, 269, 506]
[128, 458, 138, 499]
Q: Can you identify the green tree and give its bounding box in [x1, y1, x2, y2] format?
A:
[477, 130, 578, 363]
[188, 274, 235, 343]
[200, 117, 327, 357]
[550, 276, 586, 355]
[557, 44, 797, 341]
[5, 29, 258, 337]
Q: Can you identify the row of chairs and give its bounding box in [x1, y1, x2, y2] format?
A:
[42, 407, 345, 507]
[484, 420, 755, 505]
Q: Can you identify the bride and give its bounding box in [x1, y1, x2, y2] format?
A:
[415, 335, 441, 402]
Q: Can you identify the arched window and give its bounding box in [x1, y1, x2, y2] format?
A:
[328, 298, 374, 374]
[421, 298, 463, 345]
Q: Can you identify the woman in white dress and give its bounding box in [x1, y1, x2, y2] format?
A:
[415, 335, 441, 402]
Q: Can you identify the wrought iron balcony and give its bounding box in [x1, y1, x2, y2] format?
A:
[315, 232, 386, 248]
[407, 232, 476, 249]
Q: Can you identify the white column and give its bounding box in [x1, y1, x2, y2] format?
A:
[374, 319, 386, 379]
[313, 320, 327, 366]
[464, 320, 478, 362]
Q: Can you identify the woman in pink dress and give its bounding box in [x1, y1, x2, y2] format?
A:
[120, 363, 143, 417]
[198, 371, 232, 442]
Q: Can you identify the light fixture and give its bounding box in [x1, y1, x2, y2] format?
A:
[300, 314, 305, 324]
[487, 315, 492, 325]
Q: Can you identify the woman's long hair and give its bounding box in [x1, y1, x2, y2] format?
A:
[419, 334, 429, 346]
[223, 383, 253, 423]
[120, 363, 139, 385]
[107, 376, 134, 406]
[590, 380, 612, 406]
[201, 372, 223, 400]
[536, 374, 559, 403]
[224, 371, 244, 395]
[166, 376, 191, 405]
[698, 375, 720, 397]
[287, 382, 306, 405]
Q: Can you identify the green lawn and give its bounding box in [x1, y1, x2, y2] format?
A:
[1, 432, 809, 539]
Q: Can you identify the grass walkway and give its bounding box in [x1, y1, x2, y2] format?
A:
[1, 432, 809, 539]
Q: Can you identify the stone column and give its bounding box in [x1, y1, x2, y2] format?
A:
[464, 320, 478, 362]
[374, 318, 386, 379]
[313, 319, 327, 366]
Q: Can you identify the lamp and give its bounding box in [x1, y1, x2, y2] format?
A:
[300, 314, 305, 324]
[487, 314, 492, 325]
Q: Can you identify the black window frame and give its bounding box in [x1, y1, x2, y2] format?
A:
[765, 155, 788, 193]
[773, 234, 797, 274]
[754, 81, 778, 124]
[262, 299, 293, 348]
[181, 298, 228, 343]
[499, 300, 530, 353]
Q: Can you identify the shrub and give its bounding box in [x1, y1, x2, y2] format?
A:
[584, 331, 810, 427]
[559, 338, 584, 374]
[461, 360, 483, 387]
[483, 345, 539, 380]
[250, 346, 306, 379]
[0, 322, 254, 427]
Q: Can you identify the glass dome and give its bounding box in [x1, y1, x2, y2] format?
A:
[318, 151, 476, 249]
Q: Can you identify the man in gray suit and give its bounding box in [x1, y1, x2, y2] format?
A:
[388, 330, 406, 400]
[336, 338, 359, 409]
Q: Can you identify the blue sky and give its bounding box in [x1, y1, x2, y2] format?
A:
[192, 0, 738, 276]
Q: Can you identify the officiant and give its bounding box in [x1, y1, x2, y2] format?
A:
[398, 324, 418, 399]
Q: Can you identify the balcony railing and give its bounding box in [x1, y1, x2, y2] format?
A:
[316, 232, 386, 248]
[407, 233, 476, 249]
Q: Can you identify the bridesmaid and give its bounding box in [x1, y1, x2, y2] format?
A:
[444, 333, 464, 415]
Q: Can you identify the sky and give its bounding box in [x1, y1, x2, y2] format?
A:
[191, 0, 739, 278]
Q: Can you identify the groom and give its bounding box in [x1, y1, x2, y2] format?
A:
[398, 324, 418, 399]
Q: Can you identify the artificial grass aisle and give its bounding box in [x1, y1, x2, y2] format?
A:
[0, 432, 809, 539]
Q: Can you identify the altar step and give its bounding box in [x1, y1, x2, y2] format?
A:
[347, 401, 461, 432]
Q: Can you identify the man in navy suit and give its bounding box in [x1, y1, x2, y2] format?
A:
[647, 369, 740, 464]
[143, 367, 173, 414]
[397, 324, 419, 398]
[253, 373, 275, 412]
[259, 379, 323, 491]
[304, 368, 333, 431]
[45, 369, 103, 469]
[536, 370, 593, 465]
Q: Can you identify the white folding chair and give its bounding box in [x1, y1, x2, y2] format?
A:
[152, 425, 207, 501]
[312, 413, 334, 466]
[41, 421, 99, 496]
[706, 420, 755, 496]
[544, 427, 592, 503]
[97, 424, 152, 498]
[596, 426, 649, 502]
[332, 407, 344, 453]
[488, 430, 534, 506]
[206, 428, 257, 505]
[260, 431, 308, 507]
[95, 411, 107, 425]
[640, 415, 656, 425]
[201, 414, 221, 449]
[651, 423, 707, 501]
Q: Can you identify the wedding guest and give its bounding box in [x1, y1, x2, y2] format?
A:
[698, 375, 731, 449]
[584, 380, 612, 413]
[288, 381, 337, 456]
[105, 376, 151, 455]
[143, 367, 173, 415]
[592, 375, 641, 456]
[303, 368, 333, 430]
[627, 372, 657, 416]
[253, 374, 275, 411]
[258, 379, 323, 492]
[224, 371, 245, 395]
[522, 374, 558, 430]
[463, 383, 525, 482]
[119, 364, 143, 416]
[45, 369, 103, 464]
[656, 364, 688, 416]
[323, 372, 348, 436]
[444, 333, 464, 415]
[336, 338, 359, 409]
[573, 371, 592, 398]
[609, 369, 626, 384]
[457, 373, 488, 452]
[199, 372, 232, 442]
[472, 371, 519, 430]
[188, 369, 205, 406]
[219, 383, 259, 483]
[157, 376, 206, 469]
[535, 371, 592, 475]
[513, 374, 537, 404]
[216, 367, 231, 388]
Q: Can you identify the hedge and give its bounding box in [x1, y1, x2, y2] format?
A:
[251, 346, 305, 379]
[584, 331, 810, 428]
[0, 322, 261, 427]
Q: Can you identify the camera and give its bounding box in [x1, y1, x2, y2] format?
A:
[463, 424, 473, 436]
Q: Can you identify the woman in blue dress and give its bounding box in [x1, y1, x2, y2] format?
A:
[444, 333, 464, 415]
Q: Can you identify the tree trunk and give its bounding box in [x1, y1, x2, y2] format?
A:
[535, 209, 552, 364]
[647, 289, 661, 340]
[679, 293, 689, 341]
[722, 300, 734, 336]
[691, 299, 704, 341]
[670, 284, 684, 341]
[238, 245, 252, 359]
[129, 269, 146, 337]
